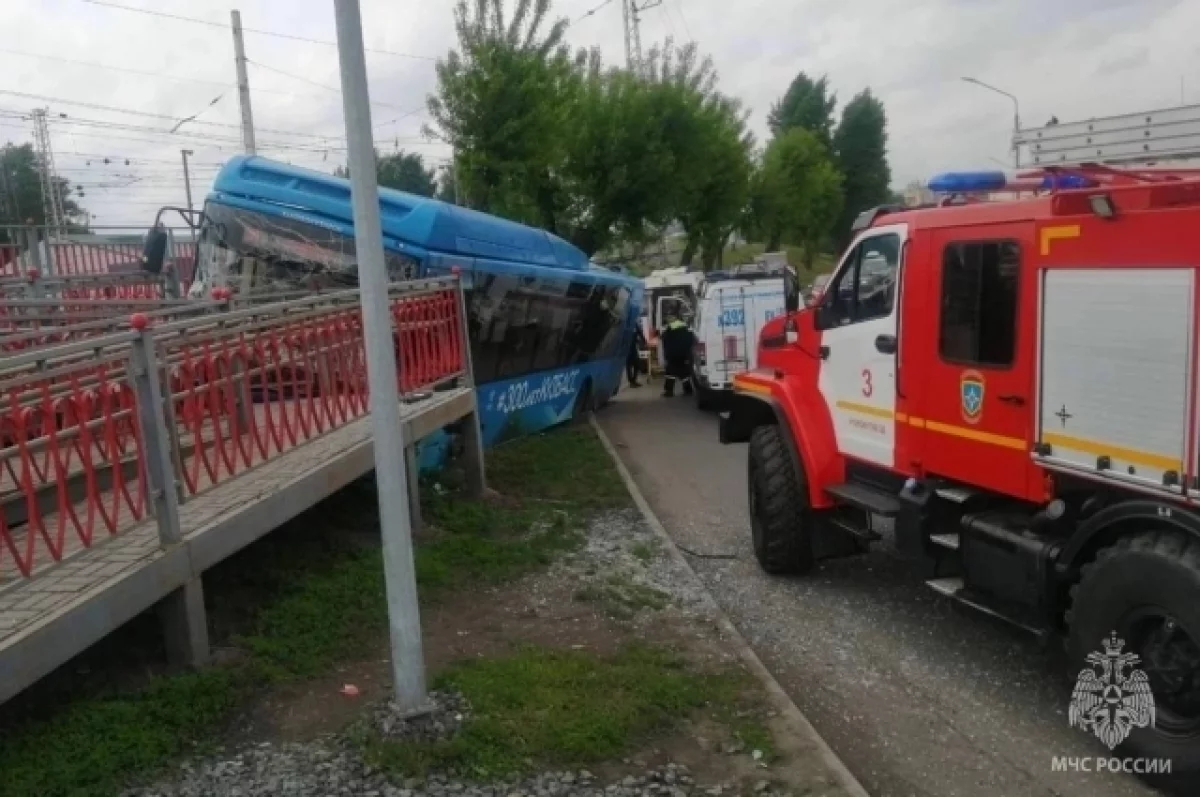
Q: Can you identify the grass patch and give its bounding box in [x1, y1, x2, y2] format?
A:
[575, 574, 670, 619]
[365, 645, 735, 778]
[630, 541, 656, 563]
[415, 502, 582, 599]
[1, 425, 627, 797]
[0, 669, 245, 797]
[729, 716, 777, 763]
[486, 426, 630, 511]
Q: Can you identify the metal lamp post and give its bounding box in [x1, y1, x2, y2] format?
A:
[962, 77, 1022, 169]
[332, 0, 427, 714]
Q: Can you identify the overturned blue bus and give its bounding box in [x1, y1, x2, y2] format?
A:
[183, 155, 643, 460]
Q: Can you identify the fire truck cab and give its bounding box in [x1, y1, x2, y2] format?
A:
[719, 166, 1200, 768]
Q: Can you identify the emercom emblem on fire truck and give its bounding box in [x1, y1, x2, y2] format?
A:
[960, 370, 985, 424]
[1069, 633, 1156, 750]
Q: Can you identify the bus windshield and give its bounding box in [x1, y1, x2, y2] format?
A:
[189, 201, 418, 297]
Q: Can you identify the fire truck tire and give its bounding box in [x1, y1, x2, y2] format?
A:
[1067, 530, 1200, 770]
[747, 424, 815, 575]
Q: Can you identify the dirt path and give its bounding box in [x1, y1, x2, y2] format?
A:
[597, 385, 1181, 797]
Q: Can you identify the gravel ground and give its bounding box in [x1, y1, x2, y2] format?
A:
[126, 507, 786, 797]
[128, 752, 789, 797]
[564, 507, 718, 619]
[596, 388, 1199, 797]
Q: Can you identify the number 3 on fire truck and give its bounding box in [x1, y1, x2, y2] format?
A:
[861, 369, 873, 398]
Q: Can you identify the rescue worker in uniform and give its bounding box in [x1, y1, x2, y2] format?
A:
[626, 323, 648, 388]
[659, 311, 695, 398]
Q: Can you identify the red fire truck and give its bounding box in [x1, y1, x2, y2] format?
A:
[719, 165, 1200, 769]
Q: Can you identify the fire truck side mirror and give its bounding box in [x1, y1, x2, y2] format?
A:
[814, 303, 836, 331]
[784, 270, 800, 313]
[141, 227, 168, 275]
[785, 287, 800, 313]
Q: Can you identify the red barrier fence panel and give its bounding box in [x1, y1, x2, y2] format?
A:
[163, 305, 372, 498]
[0, 279, 468, 579]
[0, 343, 148, 579]
[393, 287, 464, 394]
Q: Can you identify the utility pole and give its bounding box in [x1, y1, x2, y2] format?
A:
[180, 149, 195, 215]
[181, 149, 196, 244]
[333, 0, 427, 714]
[31, 108, 66, 233]
[231, 10, 257, 155]
[623, 0, 662, 74]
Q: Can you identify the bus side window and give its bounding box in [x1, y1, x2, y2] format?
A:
[465, 273, 505, 384]
[495, 287, 540, 380]
[530, 291, 565, 373]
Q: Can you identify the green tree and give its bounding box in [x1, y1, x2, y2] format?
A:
[833, 89, 891, 244]
[559, 40, 749, 260]
[768, 72, 836, 145]
[426, 5, 751, 261]
[436, 162, 459, 203]
[679, 100, 753, 270]
[376, 151, 437, 196]
[639, 39, 752, 269]
[758, 129, 843, 271]
[0, 143, 86, 233]
[558, 65, 672, 256]
[426, 0, 578, 230]
[335, 150, 438, 197]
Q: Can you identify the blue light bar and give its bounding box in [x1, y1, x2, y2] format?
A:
[927, 171, 1008, 193]
[1041, 173, 1096, 190]
[927, 170, 1098, 194]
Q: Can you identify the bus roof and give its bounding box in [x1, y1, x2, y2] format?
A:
[210, 155, 591, 272]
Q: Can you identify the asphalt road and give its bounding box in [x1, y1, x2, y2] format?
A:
[598, 384, 1192, 797]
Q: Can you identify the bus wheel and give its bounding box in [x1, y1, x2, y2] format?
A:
[747, 425, 814, 575]
[1067, 531, 1200, 771]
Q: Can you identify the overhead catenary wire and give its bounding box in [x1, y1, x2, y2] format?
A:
[0, 88, 368, 143]
[169, 93, 226, 134]
[45, 116, 447, 154]
[672, 0, 696, 41]
[658, 5, 680, 41]
[245, 58, 426, 119]
[574, 0, 616, 23]
[80, 0, 437, 61]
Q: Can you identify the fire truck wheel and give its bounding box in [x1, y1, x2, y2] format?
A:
[1067, 530, 1200, 770]
[747, 424, 815, 575]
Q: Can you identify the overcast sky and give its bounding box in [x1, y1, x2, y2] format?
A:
[0, 0, 1196, 227]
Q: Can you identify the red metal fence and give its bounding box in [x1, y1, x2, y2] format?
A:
[0, 279, 467, 580]
[0, 227, 195, 285]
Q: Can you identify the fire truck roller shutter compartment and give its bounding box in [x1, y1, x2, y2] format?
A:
[1036, 268, 1193, 493]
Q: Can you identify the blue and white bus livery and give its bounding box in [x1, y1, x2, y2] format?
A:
[184, 155, 643, 454]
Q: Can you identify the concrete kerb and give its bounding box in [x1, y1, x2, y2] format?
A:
[590, 415, 871, 797]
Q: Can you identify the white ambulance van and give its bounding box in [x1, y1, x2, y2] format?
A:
[692, 261, 799, 409]
[641, 267, 703, 372]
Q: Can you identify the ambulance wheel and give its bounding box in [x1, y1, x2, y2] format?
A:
[747, 424, 815, 575]
[1067, 531, 1200, 771]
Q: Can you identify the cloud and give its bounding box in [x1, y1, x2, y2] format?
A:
[1, 0, 1196, 227]
[1095, 47, 1151, 77]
